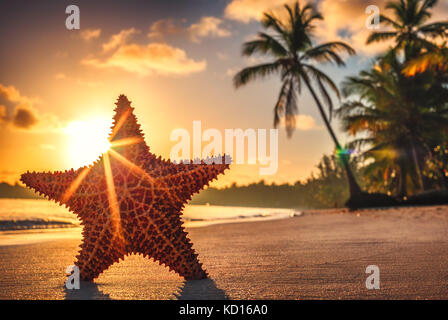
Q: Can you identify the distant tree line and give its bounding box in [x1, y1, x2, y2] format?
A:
[191, 154, 359, 209]
[0, 182, 42, 199]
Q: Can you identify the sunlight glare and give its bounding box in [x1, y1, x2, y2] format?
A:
[65, 118, 112, 168]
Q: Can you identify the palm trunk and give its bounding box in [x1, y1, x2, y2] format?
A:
[397, 161, 407, 197]
[410, 140, 424, 192]
[441, 168, 448, 190]
[303, 79, 362, 196]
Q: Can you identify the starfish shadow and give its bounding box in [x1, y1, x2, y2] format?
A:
[174, 278, 229, 300]
[64, 281, 112, 300]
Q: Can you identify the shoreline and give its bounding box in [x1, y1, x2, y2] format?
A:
[0, 205, 447, 299]
[0, 208, 299, 247]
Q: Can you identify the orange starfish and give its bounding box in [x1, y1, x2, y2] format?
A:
[21, 95, 229, 281]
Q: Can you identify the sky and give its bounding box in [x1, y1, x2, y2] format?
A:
[1, 0, 447, 187]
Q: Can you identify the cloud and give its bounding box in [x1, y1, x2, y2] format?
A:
[84, 27, 206, 76]
[295, 115, 316, 131]
[0, 83, 60, 131]
[12, 104, 39, 129]
[148, 16, 231, 43]
[224, 0, 289, 23]
[0, 83, 22, 103]
[147, 19, 185, 39]
[102, 28, 139, 52]
[80, 28, 101, 41]
[83, 42, 206, 76]
[0, 105, 7, 123]
[279, 114, 317, 131]
[188, 17, 231, 43]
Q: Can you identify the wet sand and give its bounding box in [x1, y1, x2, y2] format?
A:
[0, 205, 447, 299]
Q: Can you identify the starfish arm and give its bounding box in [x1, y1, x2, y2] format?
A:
[76, 219, 127, 281]
[20, 167, 90, 205]
[108, 95, 155, 166]
[133, 212, 207, 279]
[164, 161, 230, 202]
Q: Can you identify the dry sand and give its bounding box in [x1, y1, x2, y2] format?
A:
[0, 205, 447, 299]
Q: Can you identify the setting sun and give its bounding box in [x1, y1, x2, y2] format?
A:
[65, 118, 112, 168]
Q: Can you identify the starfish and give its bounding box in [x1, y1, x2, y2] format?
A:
[21, 95, 229, 281]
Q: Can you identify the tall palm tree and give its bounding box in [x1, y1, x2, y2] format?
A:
[233, 2, 362, 199]
[366, 0, 448, 59]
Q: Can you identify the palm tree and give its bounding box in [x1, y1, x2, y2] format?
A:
[366, 0, 448, 59]
[336, 63, 419, 196]
[336, 54, 448, 196]
[233, 2, 362, 200]
[403, 44, 448, 189]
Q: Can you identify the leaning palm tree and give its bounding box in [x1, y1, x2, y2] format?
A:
[366, 0, 448, 59]
[233, 2, 364, 203]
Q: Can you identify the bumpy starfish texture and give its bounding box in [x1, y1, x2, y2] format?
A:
[21, 95, 229, 281]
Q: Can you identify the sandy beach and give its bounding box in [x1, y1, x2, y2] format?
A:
[0, 205, 447, 300]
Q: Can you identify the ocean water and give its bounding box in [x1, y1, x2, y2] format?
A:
[0, 198, 299, 231]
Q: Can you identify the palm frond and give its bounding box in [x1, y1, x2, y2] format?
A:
[418, 22, 448, 38]
[304, 64, 341, 98]
[379, 14, 402, 28]
[366, 31, 397, 44]
[233, 62, 281, 88]
[261, 13, 286, 37]
[304, 41, 355, 66]
[242, 33, 288, 57]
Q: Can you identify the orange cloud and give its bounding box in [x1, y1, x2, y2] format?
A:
[0, 105, 7, 123]
[83, 42, 206, 76]
[148, 17, 231, 43]
[188, 17, 231, 43]
[295, 114, 317, 131]
[224, 0, 290, 23]
[102, 28, 139, 52]
[147, 19, 185, 39]
[280, 114, 317, 131]
[277, 114, 317, 131]
[0, 83, 22, 103]
[0, 83, 60, 131]
[12, 104, 39, 129]
[80, 28, 101, 41]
